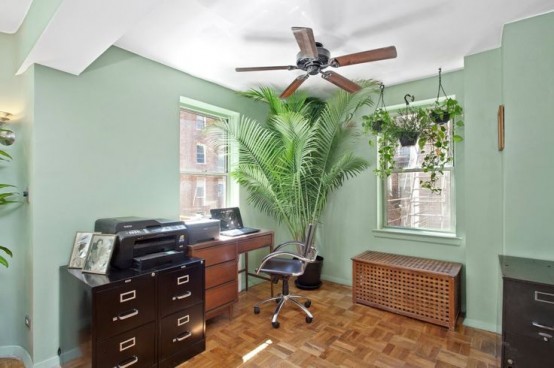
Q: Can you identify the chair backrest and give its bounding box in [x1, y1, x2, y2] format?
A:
[302, 224, 317, 260]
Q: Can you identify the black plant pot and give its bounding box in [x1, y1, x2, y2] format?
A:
[430, 110, 450, 124]
[295, 255, 324, 290]
[371, 120, 384, 132]
[398, 132, 419, 147]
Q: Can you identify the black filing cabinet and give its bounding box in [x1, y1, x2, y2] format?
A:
[59, 257, 205, 368]
[499, 255, 554, 368]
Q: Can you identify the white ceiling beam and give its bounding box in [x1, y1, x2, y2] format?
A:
[16, 0, 158, 75]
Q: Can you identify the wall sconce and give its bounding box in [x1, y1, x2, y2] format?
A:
[0, 111, 15, 146]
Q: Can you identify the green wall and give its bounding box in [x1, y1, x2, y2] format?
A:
[29, 47, 266, 364]
[0, 32, 32, 355]
[502, 12, 554, 260]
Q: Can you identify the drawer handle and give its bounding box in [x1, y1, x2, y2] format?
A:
[116, 355, 138, 368]
[172, 291, 191, 301]
[177, 315, 190, 326]
[177, 275, 189, 285]
[172, 331, 192, 343]
[114, 309, 139, 321]
[120, 290, 136, 303]
[119, 337, 135, 352]
[539, 332, 552, 342]
[532, 321, 554, 331]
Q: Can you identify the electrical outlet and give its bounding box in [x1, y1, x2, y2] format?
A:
[25, 315, 31, 329]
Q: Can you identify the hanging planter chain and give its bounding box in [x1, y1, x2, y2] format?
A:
[436, 68, 448, 100]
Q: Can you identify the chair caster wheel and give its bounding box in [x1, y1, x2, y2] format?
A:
[272, 321, 280, 328]
[254, 306, 260, 314]
[306, 316, 313, 323]
[304, 300, 311, 308]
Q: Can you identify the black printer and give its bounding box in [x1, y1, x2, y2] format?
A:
[94, 217, 188, 270]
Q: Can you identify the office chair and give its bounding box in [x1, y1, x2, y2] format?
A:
[253, 224, 317, 328]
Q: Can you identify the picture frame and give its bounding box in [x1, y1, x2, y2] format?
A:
[82, 234, 116, 274]
[68, 232, 99, 269]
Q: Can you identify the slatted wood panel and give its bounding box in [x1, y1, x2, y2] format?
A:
[352, 251, 462, 330]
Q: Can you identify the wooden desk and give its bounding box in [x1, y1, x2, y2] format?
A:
[187, 230, 274, 320]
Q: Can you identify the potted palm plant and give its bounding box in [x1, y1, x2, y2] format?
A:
[210, 82, 378, 288]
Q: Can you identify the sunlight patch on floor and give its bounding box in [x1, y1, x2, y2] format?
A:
[242, 339, 273, 363]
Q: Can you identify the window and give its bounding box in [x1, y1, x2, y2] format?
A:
[179, 98, 238, 220]
[380, 99, 456, 233]
[196, 144, 206, 164]
[196, 115, 206, 130]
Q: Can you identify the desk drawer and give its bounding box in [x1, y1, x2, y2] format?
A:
[158, 263, 203, 318]
[206, 261, 236, 289]
[192, 243, 236, 267]
[206, 280, 237, 312]
[237, 232, 272, 253]
[94, 274, 156, 339]
[96, 322, 156, 368]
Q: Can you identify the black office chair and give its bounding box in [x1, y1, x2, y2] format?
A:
[253, 224, 317, 328]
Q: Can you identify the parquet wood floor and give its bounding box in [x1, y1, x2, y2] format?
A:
[180, 281, 501, 368]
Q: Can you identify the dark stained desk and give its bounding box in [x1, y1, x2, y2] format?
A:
[187, 230, 274, 320]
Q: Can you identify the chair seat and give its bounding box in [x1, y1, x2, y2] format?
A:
[258, 257, 304, 277]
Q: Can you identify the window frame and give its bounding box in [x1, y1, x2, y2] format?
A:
[179, 97, 240, 219]
[374, 96, 460, 242]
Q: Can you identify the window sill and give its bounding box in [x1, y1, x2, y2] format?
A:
[372, 228, 463, 246]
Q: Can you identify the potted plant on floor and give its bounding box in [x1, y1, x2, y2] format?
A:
[210, 82, 379, 288]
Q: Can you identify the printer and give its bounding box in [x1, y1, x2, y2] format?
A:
[94, 217, 188, 270]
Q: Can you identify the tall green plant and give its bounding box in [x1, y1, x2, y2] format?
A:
[211, 83, 378, 241]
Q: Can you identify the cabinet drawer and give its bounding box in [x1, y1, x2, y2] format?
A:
[237, 232, 272, 253]
[158, 263, 203, 318]
[192, 243, 236, 267]
[159, 303, 204, 359]
[96, 322, 156, 368]
[94, 274, 156, 339]
[503, 331, 553, 368]
[206, 261, 236, 289]
[503, 280, 554, 338]
[206, 280, 237, 312]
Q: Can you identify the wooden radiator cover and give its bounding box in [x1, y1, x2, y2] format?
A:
[352, 251, 462, 329]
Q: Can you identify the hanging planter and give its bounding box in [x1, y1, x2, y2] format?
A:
[428, 68, 464, 132]
[362, 84, 392, 133]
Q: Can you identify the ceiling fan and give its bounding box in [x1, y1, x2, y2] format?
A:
[236, 27, 397, 98]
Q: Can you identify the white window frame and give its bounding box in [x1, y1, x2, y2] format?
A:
[373, 96, 462, 245]
[179, 97, 240, 210]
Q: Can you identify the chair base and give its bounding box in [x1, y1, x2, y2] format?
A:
[254, 277, 313, 328]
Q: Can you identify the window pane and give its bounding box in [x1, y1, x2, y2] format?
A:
[180, 110, 225, 173]
[180, 174, 227, 220]
[384, 171, 452, 231]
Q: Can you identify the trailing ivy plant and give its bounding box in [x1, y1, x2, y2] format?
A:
[363, 94, 464, 193]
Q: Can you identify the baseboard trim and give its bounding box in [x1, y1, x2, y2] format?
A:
[0, 345, 33, 368]
[462, 318, 500, 333]
[32, 355, 60, 368]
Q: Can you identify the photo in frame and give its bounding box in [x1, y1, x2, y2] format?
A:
[82, 234, 117, 274]
[68, 232, 99, 269]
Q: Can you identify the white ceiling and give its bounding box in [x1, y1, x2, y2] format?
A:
[3, 0, 554, 97]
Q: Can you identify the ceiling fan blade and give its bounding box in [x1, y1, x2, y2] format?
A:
[236, 65, 297, 72]
[321, 71, 362, 93]
[280, 74, 309, 98]
[292, 27, 318, 59]
[330, 46, 397, 67]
